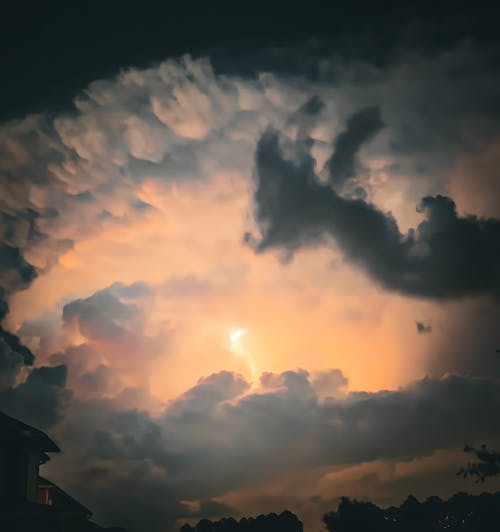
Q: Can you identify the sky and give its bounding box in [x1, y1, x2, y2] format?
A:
[1, 2, 500, 531]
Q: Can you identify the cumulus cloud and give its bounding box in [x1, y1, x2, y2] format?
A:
[46, 281, 169, 404]
[311, 369, 349, 399]
[2, 48, 500, 311]
[0, 280, 153, 429]
[102, 370, 500, 470]
[161, 370, 500, 471]
[0, 240, 68, 428]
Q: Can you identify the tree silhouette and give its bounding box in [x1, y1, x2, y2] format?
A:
[457, 444, 500, 483]
[180, 511, 303, 532]
[322, 492, 500, 531]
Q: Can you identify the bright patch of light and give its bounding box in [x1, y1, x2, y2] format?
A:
[230, 329, 245, 343]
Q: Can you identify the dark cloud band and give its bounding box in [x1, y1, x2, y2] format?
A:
[249, 121, 500, 299]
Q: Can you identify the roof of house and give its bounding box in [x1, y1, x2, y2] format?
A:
[0, 411, 60, 452]
[38, 476, 92, 517]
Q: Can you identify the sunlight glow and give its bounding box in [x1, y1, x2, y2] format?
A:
[230, 329, 245, 343]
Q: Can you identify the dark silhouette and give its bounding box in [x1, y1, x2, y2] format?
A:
[180, 492, 500, 532]
[0, 410, 126, 532]
[180, 511, 303, 532]
[323, 492, 500, 532]
[457, 444, 500, 483]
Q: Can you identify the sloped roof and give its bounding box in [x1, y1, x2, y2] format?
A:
[38, 476, 92, 517]
[0, 411, 60, 452]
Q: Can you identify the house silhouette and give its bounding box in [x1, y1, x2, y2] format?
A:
[0, 411, 126, 532]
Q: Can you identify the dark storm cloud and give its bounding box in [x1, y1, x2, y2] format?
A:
[0, 326, 35, 365]
[168, 371, 249, 417]
[0, 9, 499, 531]
[0, 243, 37, 294]
[1, 210, 43, 249]
[110, 370, 498, 473]
[287, 95, 325, 140]
[0, 295, 7, 322]
[0, 324, 36, 403]
[2, 1, 498, 121]
[86, 409, 174, 471]
[0, 241, 38, 394]
[318, 374, 500, 464]
[249, 126, 500, 299]
[297, 95, 324, 118]
[54, 368, 500, 532]
[0, 335, 25, 389]
[325, 106, 383, 190]
[0, 364, 70, 429]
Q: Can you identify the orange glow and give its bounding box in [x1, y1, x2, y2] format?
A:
[8, 173, 432, 406]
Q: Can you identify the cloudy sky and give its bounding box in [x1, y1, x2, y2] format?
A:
[1, 2, 500, 531]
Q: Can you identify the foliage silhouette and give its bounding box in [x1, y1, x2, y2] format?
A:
[180, 511, 303, 532]
[323, 492, 500, 532]
[457, 444, 500, 483]
[180, 492, 500, 532]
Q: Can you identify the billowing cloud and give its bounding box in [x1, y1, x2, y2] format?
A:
[250, 126, 500, 299]
[311, 369, 348, 399]
[1, 41, 500, 532]
[43, 369, 500, 532]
